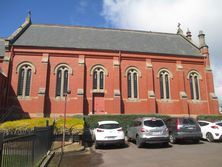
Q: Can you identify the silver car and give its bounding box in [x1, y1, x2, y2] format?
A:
[126, 117, 169, 148]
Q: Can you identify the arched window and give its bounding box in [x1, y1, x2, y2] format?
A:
[127, 69, 139, 99]
[188, 71, 201, 100]
[55, 65, 71, 97]
[93, 67, 105, 91]
[158, 70, 172, 99]
[17, 63, 34, 97]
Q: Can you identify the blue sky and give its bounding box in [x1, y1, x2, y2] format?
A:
[1, 0, 221, 106]
[0, 0, 108, 37]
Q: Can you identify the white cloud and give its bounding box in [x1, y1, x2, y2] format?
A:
[102, 0, 222, 104]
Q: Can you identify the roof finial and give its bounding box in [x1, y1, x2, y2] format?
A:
[177, 23, 183, 35]
[28, 10, 32, 18]
[186, 28, 192, 40]
[26, 10, 32, 23]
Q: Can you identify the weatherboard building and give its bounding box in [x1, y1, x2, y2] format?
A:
[0, 15, 219, 117]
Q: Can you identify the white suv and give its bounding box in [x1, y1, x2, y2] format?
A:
[198, 120, 222, 142]
[93, 121, 125, 148]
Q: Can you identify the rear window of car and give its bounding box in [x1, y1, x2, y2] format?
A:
[216, 122, 222, 127]
[198, 122, 209, 127]
[144, 120, 164, 127]
[98, 124, 120, 129]
[182, 118, 196, 125]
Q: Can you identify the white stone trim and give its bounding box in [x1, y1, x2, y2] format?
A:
[158, 69, 172, 99]
[148, 91, 155, 98]
[157, 68, 173, 78]
[124, 66, 141, 77]
[54, 63, 73, 75]
[91, 65, 106, 92]
[90, 64, 108, 76]
[210, 93, 218, 100]
[55, 65, 71, 97]
[187, 70, 202, 80]
[16, 62, 36, 74]
[126, 67, 139, 99]
[187, 70, 201, 100]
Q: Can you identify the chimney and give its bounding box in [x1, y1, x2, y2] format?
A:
[198, 30, 207, 48]
[186, 29, 192, 40]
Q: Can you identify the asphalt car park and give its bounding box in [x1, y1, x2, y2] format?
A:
[69, 140, 222, 167]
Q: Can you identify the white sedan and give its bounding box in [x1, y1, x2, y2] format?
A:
[93, 121, 125, 148]
[198, 120, 222, 142]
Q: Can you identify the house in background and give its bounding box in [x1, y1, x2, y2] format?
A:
[0, 15, 219, 117]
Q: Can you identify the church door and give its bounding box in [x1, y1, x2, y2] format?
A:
[93, 94, 105, 114]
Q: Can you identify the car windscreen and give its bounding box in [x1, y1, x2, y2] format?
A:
[182, 118, 196, 125]
[98, 124, 120, 129]
[144, 120, 164, 127]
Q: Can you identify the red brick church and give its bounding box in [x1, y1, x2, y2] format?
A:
[0, 15, 219, 117]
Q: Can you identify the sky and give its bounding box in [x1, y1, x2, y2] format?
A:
[0, 0, 221, 105]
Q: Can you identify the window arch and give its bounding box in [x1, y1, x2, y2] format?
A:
[188, 71, 201, 100]
[158, 69, 172, 99]
[55, 64, 72, 97]
[127, 68, 139, 99]
[92, 66, 105, 91]
[17, 63, 35, 97]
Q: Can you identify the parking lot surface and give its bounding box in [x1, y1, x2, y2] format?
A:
[61, 141, 222, 167]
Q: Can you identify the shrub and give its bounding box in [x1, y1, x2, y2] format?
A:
[197, 115, 222, 122]
[0, 118, 54, 135]
[84, 114, 170, 131]
[54, 117, 84, 135]
[0, 117, 84, 135]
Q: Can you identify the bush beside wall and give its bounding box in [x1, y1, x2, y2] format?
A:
[197, 115, 222, 122]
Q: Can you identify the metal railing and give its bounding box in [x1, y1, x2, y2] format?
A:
[0, 125, 54, 167]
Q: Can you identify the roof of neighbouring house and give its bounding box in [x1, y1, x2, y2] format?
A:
[9, 22, 201, 57]
[0, 39, 5, 57]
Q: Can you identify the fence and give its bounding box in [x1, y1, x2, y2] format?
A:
[0, 125, 54, 167]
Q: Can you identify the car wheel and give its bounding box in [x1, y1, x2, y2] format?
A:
[136, 135, 143, 148]
[169, 133, 176, 144]
[206, 133, 214, 142]
[193, 139, 200, 144]
[95, 141, 99, 149]
[126, 136, 131, 142]
[162, 142, 169, 147]
[119, 141, 125, 148]
[125, 132, 131, 142]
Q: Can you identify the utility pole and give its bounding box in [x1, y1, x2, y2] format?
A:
[62, 90, 71, 153]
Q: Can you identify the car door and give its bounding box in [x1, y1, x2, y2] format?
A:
[198, 121, 210, 139]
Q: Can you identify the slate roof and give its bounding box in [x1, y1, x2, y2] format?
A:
[0, 39, 5, 57]
[13, 24, 201, 56]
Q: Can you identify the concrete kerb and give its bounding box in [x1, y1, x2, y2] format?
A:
[40, 142, 86, 167]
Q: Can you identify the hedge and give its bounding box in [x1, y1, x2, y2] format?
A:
[54, 117, 84, 135]
[197, 115, 222, 122]
[83, 114, 170, 131]
[0, 117, 84, 135]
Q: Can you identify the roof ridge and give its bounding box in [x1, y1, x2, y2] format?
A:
[32, 23, 178, 36]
